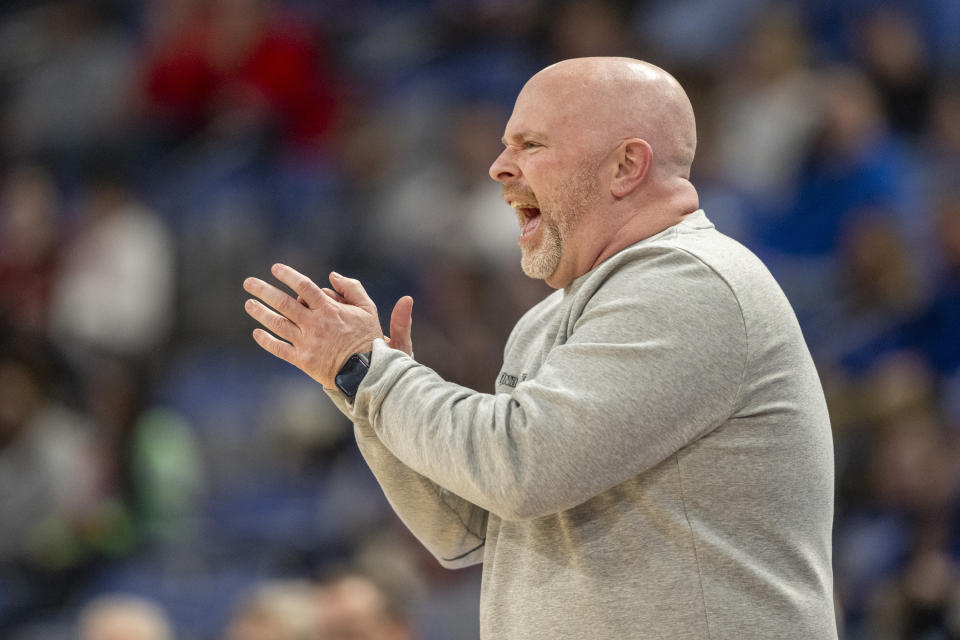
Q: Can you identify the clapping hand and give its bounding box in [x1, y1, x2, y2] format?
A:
[243, 264, 413, 388]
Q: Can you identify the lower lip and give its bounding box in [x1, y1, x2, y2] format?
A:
[520, 214, 542, 244]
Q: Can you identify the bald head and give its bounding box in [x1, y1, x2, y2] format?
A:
[520, 57, 697, 178]
[490, 56, 701, 288]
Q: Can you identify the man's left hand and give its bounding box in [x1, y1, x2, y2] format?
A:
[243, 264, 385, 388]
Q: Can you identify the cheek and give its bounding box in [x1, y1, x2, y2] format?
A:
[524, 168, 557, 205]
[521, 153, 563, 186]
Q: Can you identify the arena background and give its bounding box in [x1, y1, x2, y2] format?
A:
[0, 0, 958, 638]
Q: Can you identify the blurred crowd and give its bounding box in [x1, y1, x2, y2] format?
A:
[0, 0, 957, 638]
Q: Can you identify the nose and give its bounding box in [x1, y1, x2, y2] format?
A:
[489, 148, 519, 183]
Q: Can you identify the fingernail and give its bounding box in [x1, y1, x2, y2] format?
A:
[331, 271, 342, 279]
[272, 263, 282, 274]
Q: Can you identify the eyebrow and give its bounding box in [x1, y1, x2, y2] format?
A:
[501, 130, 549, 146]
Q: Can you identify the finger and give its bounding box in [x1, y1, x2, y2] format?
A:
[388, 295, 414, 356]
[320, 288, 341, 301]
[271, 263, 327, 309]
[244, 277, 306, 323]
[245, 299, 300, 342]
[329, 272, 376, 314]
[298, 291, 339, 306]
[251, 328, 297, 364]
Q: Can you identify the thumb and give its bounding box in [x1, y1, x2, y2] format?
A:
[387, 295, 414, 356]
[329, 272, 376, 314]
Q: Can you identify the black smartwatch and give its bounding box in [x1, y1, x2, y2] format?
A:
[335, 351, 371, 398]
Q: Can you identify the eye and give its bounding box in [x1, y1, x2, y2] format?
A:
[522, 141, 541, 150]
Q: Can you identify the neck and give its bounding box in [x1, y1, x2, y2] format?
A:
[545, 177, 699, 289]
[589, 178, 699, 268]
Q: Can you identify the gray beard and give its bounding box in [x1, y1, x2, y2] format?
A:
[517, 155, 600, 281]
[520, 215, 563, 279]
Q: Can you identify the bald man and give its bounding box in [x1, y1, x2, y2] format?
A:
[243, 57, 838, 639]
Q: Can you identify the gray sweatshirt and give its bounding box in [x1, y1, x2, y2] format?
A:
[327, 210, 838, 639]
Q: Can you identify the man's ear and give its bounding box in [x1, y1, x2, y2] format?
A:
[611, 138, 652, 198]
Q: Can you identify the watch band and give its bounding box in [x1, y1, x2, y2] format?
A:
[334, 351, 372, 398]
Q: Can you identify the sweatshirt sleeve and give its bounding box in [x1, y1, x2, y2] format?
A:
[325, 389, 487, 568]
[343, 248, 747, 521]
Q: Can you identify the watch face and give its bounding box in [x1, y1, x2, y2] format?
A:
[335, 353, 370, 397]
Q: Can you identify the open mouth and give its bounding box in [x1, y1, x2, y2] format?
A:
[511, 203, 542, 242]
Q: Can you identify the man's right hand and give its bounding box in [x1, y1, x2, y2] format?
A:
[315, 286, 413, 357]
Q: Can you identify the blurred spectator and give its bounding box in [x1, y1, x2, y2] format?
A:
[137, 0, 213, 142]
[853, 351, 938, 430]
[0, 333, 103, 564]
[930, 192, 960, 281]
[314, 570, 414, 640]
[713, 5, 821, 203]
[0, 164, 63, 329]
[900, 192, 960, 376]
[1, 0, 136, 161]
[78, 594, 175, 640]
[856, 417, 960, 640]
[0, 332, 116, 629]
[805, 213, 925, 373]
[761, 66, 910, 257]
[224, 580, 319, 640]
[47, 160, 175, 367]
[633, 0, 767, 65]
[757, 67, 916, 315]
[84, 358, 201, 544]
[856, 9, 935, 137]
[834, 412, 953, 631]
[867, 417, 957, 516]
[259, 375, 351, 472]
[831, 349, 959, 635]
[864, 546, 960, 640]
[839, 215, 923, 316]
[546, 0, 635, 61]
[172, 187, 272, 344]
[140, 0, 339, 152]
[371, 102, 517, 270]
[924, 81, 960, 189]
